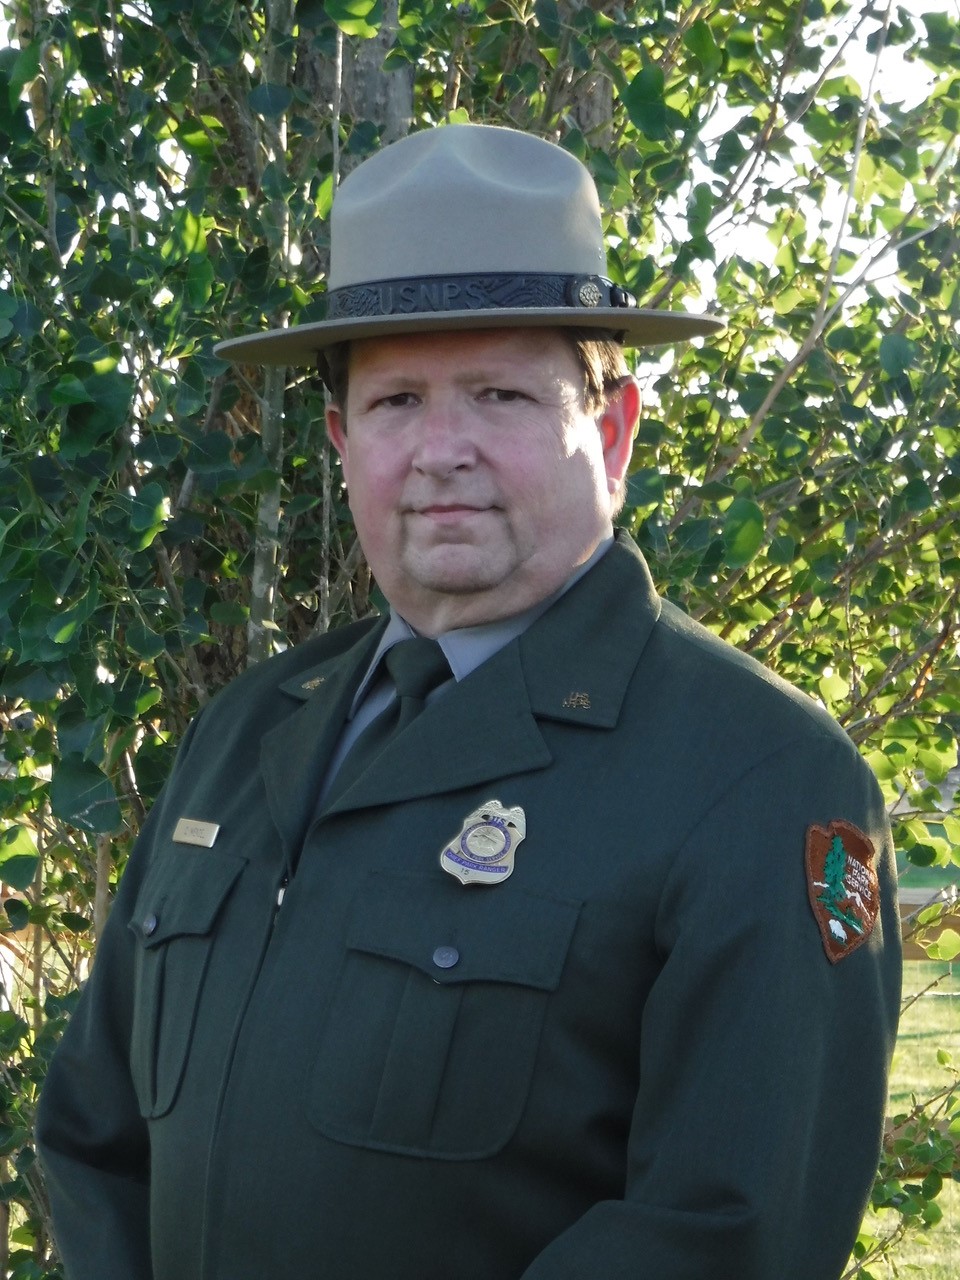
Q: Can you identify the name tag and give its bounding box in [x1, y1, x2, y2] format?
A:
[173, 818, 221, 848]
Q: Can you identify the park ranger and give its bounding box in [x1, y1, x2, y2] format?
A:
[38, 124, 901, 1280]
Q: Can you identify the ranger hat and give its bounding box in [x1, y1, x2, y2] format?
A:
[215, 123, 724, 366]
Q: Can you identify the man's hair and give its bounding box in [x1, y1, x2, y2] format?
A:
[565, 328, 631, 416]
[318, 329, 630, 420]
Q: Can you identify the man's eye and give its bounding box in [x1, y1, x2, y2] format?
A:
[374, 392, 418, 409]
[480, 387, 529, 403]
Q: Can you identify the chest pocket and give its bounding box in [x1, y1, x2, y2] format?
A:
[308, 871, 580, 1160]
[128, 848, 246, 1119]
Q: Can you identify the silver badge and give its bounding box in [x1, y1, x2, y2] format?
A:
[440, 800, 526, 886]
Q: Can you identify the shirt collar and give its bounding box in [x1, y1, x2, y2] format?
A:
[348, 535, 614, 716]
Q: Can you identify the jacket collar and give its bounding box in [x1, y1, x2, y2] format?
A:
[519, 529, 660, 728]
[260, 532, 661, 840]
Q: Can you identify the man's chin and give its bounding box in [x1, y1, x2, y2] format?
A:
[403, 549, 511, 598]
[410, 570, 505, 598]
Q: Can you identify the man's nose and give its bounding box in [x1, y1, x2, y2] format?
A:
[411, 405, 477, 475]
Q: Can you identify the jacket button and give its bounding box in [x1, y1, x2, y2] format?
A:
[142, 914, 158, 937]
[432, 945, 459, 969]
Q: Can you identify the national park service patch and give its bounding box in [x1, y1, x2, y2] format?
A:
[805, 820, 879, 963]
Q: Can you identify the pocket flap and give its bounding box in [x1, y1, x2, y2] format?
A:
[346, 872, 580, 991]
[129, 848, 246, 948]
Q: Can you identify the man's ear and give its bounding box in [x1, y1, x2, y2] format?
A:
[326, 404, 347, 464]
[598, 378, 640, 495]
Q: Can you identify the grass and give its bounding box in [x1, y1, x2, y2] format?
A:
[857, 961, 960, 1279]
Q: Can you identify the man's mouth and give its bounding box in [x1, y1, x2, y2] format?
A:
[413, 504, 492, 518]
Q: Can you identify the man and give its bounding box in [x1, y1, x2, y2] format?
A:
[37, 124, 900, 1280]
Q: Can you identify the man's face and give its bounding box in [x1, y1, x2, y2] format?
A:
[325, 327, 637, 634]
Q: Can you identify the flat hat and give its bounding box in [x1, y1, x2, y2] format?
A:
[215, 123, 724, 365]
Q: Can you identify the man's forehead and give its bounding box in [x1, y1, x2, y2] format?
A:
[347, 326, 579, 375]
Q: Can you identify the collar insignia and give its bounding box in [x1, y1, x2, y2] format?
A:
[562, 691, 591, 710]
[806, 820, 880, 963]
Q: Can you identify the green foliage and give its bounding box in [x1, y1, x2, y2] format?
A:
[851, 1066, 960, 1278]
[0, 0, 957, 1273]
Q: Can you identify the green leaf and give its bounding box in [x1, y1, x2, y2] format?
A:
[906, 843, 937, 867]
[725, 28, 757, 67]
[722, 498, 765, 568]
[927, 928, 960, 962]
[59, 911, 92, 933]
[161, 208, 208, 262]
[49, 757, 122, 834]
[18, 604, 66, 663]
[0, 828, 38, 892]
[315, 173, 335, 221]
[622, 65, 667, 140]
[0, 1010, 29, 1053]
[879, 333, 917, 376]
[135, 433, 182, 469]
[534, 0, 561, 46]
[247, 83, 294, 118]
[8, 42, 40, 108]
[129, 481, 167, 534]
[625, 468, 665, 508]
[50, 375, 95, 407]
[683, 19, 722, 76]
[324, 0, 382, 38]
[176, 114, 228, 160]
[185, 431, 235, 472]
[210, 600, 249, 625]
[126, 622, 167, 660]
[767, 534, 796, 565]
[818, 671, 848, 708]
[284, 494, 321, 519]
[714, 128, 748, 173]
[59, 371, 135, 458]
[4, 899, 29, 932]
[175, 360, 209, 418]
[921, 12, 954, 47]
[686, 182, 713, 238]
[187, 259, 215, 313]
[47, 582, 100, 644]
[922, 1199, 943, 1228]
[901, 477, 933, 512]
[56, 697, 106, 760]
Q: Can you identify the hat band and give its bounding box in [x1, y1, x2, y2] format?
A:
[325, 272, 638, 321]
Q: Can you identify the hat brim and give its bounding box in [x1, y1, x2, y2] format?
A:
[214, 306, 724, 366]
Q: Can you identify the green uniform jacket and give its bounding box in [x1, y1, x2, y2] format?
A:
[37, 533, 901, 1280]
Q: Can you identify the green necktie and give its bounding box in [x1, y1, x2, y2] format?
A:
[326, 637, 451, 803]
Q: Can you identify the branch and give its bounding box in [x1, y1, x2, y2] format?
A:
[93, 835, 113, 944]
[152, 542, 212, 704]
[311, 537, 367, 635]
[246, 364, 286, 665]
[814, 0, 894, 336]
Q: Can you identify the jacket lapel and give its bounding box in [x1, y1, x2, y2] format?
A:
[260, 620, 386, 861]
[321, 639, 552, 816]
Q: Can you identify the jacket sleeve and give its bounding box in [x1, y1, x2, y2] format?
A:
[520, 734, 902, 1280]
[35, 719, 203, 1280]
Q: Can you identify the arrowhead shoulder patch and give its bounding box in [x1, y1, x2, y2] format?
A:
[805, 819, 880, 963]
